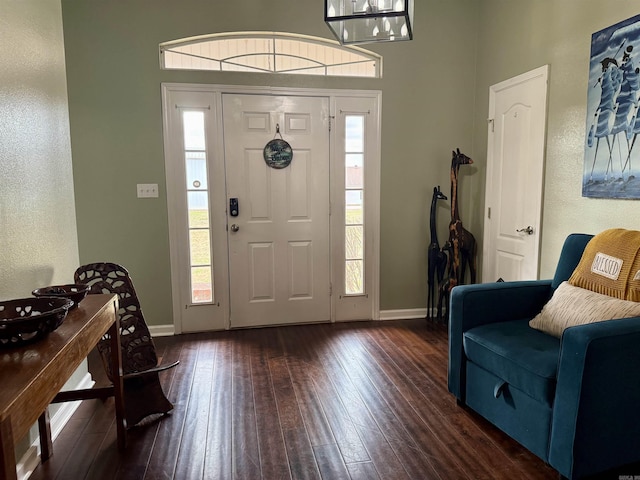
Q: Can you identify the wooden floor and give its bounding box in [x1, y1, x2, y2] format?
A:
[27, 319, 628, 480]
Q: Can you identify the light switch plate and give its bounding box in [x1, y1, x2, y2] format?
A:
[137, 183, 159, 198]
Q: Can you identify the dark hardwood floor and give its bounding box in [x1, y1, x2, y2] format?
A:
[27, 319, 631, 480]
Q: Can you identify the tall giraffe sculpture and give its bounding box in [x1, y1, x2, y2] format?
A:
[427, 186, 447, 319]
[438, 149, 477, 319]
[448, 149, 477, 285]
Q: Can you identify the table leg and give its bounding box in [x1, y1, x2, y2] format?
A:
[0, 416, 17, 480]
[37, 408, 53, 461]
[108, 305, 127, 450]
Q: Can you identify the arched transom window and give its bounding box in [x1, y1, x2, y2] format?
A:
[160, 32, 381, 78]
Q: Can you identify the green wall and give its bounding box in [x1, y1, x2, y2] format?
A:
[61, 0, 640, 321]
[0, 0, 82, 462]
[472, 1, 640, 279]
[61, 0, 479, 322]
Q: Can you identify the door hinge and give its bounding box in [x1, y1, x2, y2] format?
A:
[488, 207, 491, 219]
[329, 283, 333, 296]
[488, 118, 495, 133]
[328, 115, 335, 132]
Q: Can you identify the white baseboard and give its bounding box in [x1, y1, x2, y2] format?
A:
[379, 308, 428, 320]
[149, 324, 175, 337]
[148, 314, 440, 332]
[17, 373, 95, 480]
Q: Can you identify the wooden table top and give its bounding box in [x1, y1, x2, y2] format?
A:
[0, 293, 118, 443]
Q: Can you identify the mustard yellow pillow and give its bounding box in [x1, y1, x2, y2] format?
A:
[569, 228, 640, 300]
[628, 252, 640, 302]
[529, 281, 640, 338]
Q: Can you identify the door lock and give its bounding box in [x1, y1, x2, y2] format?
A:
[229, 198, 239, 217]
[230, 224, 240, 232]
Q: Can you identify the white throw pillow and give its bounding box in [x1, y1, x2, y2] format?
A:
[529, 281, 640, 338]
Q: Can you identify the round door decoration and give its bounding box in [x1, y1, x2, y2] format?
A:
[263, 123, 293, 169]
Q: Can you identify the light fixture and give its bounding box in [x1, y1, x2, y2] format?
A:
[325, 0, 413, 45]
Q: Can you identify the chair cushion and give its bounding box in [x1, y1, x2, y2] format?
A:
[463, 319, 560, 406]
[529, 281, 640, 338]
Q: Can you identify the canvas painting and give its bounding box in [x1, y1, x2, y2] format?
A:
[583, 13, 640, 199]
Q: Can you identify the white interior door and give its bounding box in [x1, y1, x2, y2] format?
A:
[483, 65, 549, 282]
[222, 94, 331, 328]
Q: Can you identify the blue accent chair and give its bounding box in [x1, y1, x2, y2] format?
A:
[448, 233, 640, 479]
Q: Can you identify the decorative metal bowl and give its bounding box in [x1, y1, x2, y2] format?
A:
[32, 284, 90, 308]
[0, 297, 74, 348]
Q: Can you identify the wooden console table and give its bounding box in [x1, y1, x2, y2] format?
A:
[0, 294, 126, 480]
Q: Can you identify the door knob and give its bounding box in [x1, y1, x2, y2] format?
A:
[516, 226, 534, 235]
[230, 224, 239, 232]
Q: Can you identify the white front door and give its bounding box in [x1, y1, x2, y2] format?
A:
[222, 94, 331, 328]
[482, 65, 549, 282]
[163, 85, 381, 333]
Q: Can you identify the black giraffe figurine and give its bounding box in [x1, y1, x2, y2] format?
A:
[427, 186, 447, 319]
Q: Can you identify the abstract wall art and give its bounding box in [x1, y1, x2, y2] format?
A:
[583, 13, 640, 199]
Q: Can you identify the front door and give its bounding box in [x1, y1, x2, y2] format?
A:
[163, 85, 380, 333]
[483, 65, 549, 282]
[222, 94, 331, 328]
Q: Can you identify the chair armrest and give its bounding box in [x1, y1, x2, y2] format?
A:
[123, 360, 180, 380]
[448, 280, 553, 400]
[549, 318, 640, 479]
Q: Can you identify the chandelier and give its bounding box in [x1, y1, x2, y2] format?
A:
[325, 0, 413, 45]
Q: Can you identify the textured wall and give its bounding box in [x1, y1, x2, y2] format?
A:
[61, 0, 479, 318]
[472, 0, 640, 280]
[0, 0, 81, 462]
[0, 3, 79, 300]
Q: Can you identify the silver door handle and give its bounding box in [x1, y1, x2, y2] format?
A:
[230, 224, 239, 232]
[516, 226, 534, 235]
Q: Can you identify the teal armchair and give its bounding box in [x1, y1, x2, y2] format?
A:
[448, 233, 640, 479]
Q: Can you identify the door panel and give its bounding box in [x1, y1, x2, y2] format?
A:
[289, 241, 313, 298]
[246, 150, 271, 220]
[248, 242, 274, 301]
[223, 94, 330, 328]
[483, 66, 548, 282]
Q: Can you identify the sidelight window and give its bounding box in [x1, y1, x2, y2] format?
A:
[182, 111, 214, 303]
[344, 115, 365, 295]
